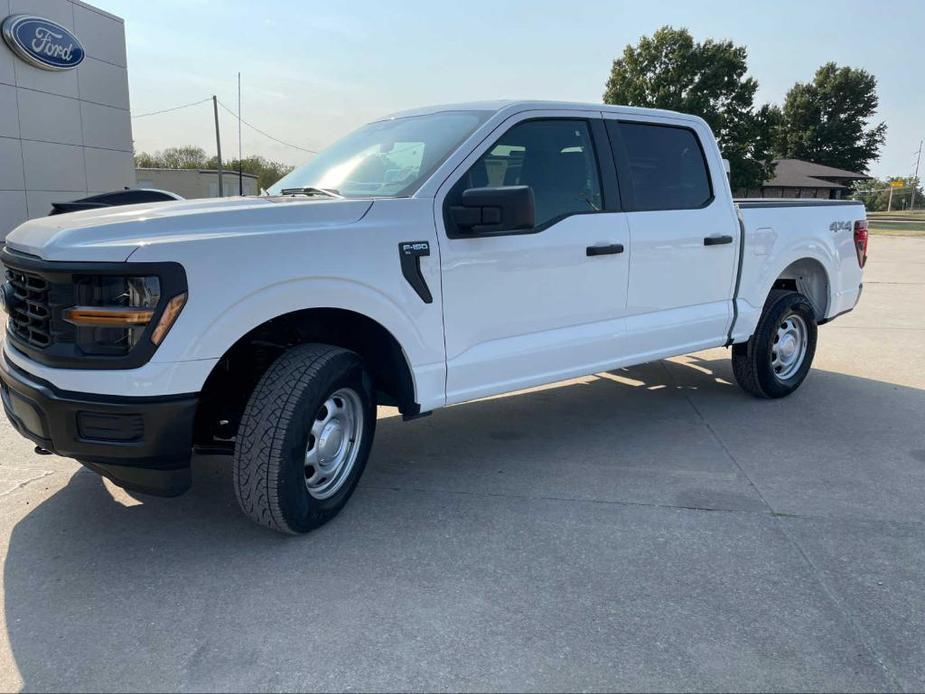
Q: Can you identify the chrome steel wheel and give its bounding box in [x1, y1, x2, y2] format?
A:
[770, 313, 808, 380]
[304, 387, 364, 500]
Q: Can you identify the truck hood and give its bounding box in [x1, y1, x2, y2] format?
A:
[3, 196, 374, 262]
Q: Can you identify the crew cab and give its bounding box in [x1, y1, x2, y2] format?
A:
[0, 101, 867, 534]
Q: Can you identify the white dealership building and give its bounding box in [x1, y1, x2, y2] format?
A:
[1, 0, 134, 238]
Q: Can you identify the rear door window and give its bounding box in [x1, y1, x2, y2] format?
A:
[607, 121, 712, 211]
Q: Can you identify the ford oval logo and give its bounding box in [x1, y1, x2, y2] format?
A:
[1, 15, 85, 71]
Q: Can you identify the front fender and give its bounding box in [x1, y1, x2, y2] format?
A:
[151, 276, 447, 412]
[159, 274, 435, 358]
[124, 199, 446, 407]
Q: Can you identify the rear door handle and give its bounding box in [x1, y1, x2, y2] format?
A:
[704, 235, 733, 246]
[586, 243, 624, 257]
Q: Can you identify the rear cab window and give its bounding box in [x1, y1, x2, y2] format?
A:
[606, 121, 713, 212]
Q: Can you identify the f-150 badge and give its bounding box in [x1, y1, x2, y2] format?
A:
[399, 241, 432, 304]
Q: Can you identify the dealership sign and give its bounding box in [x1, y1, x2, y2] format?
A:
[1, 15, 85, 71]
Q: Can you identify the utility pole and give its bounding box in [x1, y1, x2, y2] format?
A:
[888, 185, 894, 212]
[911, 140, 922, 211]
[212, 95, 224, 197]
[237, 72, 244, 196]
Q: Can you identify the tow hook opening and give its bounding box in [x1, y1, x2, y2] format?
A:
[33, 446, 52, 456]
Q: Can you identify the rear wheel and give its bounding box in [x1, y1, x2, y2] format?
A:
[731, 290, 818, 398]
[233, 344, 376, 534]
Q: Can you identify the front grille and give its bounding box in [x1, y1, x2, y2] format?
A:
[6, 267, 56, 348]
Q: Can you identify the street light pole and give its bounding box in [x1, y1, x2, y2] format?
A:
[238, 72, 243, 196]
[212, 95, 224, 197]
[911, 140, 922, 211]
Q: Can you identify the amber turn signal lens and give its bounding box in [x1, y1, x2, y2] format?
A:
[63, 306, 155, 327]
[151, 292, 187, 345]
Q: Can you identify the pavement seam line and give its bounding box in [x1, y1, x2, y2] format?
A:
[659, 360, 776, 514]
[0, 470, 54, 497]
[826, 326, 925, 331]
[662, 363, 905, 690]
[360, 482, 762, 515]
[359, 480, 925, 528]
[775, 519, 905, 692]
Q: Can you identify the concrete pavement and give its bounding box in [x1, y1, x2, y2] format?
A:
[0, 236, 923, 692]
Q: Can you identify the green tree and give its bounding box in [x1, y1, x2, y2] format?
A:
[852, 177, 924, 212]
[134, 148, 294, 192]
[775, 63, 886, 173]
[134, 146, 210, 169]
[208, 155, 295, 192]
[603, 26, 775, 191]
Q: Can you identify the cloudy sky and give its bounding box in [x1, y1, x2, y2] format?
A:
[107, 0, 924, 179]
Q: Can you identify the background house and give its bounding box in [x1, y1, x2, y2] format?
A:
[738, 159, 870, 199]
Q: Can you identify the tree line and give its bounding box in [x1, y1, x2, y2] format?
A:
[603, 27, 887, 191]
[853, 177, 924, 212]
[134, 146, 294, 192]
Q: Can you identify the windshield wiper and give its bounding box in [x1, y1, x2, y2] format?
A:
[279, 186, 343, 199]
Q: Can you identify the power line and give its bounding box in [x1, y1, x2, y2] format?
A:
[217, 100, 316, 154]
[132, 97, 212, 119]
[131, 95, 317, 156]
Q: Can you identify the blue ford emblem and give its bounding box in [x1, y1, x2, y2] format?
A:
[1, 15, 85, 71]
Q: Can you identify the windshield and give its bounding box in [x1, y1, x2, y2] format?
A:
[267, 111, 491, 198]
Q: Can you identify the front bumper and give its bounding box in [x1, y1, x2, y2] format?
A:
[0, 355, 197, 496]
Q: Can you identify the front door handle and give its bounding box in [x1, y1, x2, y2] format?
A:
[586, 243, 624, 257]
[704, 235, 733, 246]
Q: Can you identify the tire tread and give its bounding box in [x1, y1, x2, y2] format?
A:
[731, 289, 816, 399]
[233, 344, 344, 534]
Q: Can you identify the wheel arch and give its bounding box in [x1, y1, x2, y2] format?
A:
[733, 245, 836, 344]
[769, 256, 831, 321]
[193, 307, 419, 449]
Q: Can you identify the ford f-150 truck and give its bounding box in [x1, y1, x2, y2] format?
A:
[0, 100, 867, 534]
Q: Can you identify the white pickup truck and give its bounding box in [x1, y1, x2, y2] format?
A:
[0, 100, 867, 534]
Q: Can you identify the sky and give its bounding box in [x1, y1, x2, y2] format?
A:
[106, 0, 925, 181]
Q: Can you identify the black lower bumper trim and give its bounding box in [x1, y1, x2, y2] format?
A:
[818, 283, 863, 325]
[0, 355, 198, 496]
[80, 460, 191, 497]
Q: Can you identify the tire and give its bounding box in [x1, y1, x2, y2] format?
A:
[233, 343, 376, 534]
[731, 289, 818, 399]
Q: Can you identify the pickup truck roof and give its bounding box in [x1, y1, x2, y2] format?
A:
[381, 100, 701, 125]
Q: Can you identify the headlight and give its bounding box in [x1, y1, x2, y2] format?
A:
[151, 292, 187, 345]
[62, 276, 183, 354]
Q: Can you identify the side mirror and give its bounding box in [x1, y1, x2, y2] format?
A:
[450, 186, 535, 234]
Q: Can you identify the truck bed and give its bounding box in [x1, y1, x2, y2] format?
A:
[729, 198, 866, 344]
[735, 198, 862, 209]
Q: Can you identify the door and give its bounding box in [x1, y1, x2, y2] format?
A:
[435, 112, 631, 405]
[603, 116, 741, 360]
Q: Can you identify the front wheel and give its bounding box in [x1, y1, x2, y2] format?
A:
[233, 344, 376, 534]
[731, 290, 818, 399]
